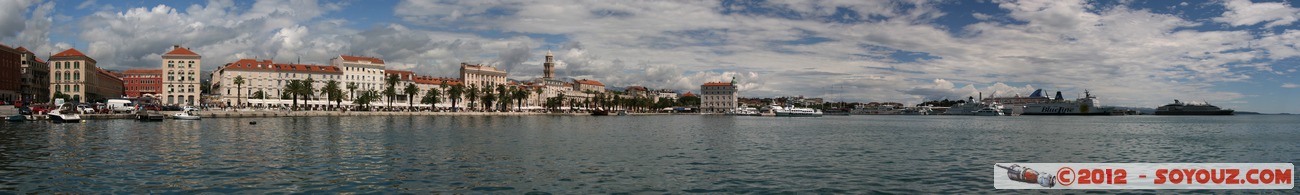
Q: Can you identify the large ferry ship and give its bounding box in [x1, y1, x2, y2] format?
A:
[1153, 100, 1234, 115]
[1021, 90, 1111, 115]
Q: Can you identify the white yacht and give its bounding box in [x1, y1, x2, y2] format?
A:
[725, 107, 761, 116]
[173, 108, 201, 120]
[974, 106, 1005, 116]
[48, 104, 82, 123]
[774, 106, 823, 117]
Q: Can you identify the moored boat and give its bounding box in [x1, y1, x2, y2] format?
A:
[774, 106, 823, 117]
[47, 104, 82, 123]
[1021, 90, 1111, 116]
[1153, 100, 1234, 115]
[173, 108, 201, 120]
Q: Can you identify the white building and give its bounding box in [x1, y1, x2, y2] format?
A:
[161, 45, 201, 106]
[460, 63, 507, 88]
[331, 55, 387, 93]
[210, 59, 342, 107]
[700, 81, 737, 113]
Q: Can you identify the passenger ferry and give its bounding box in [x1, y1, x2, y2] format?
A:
[1021, 90, 1111, 115]
[1154, 100, 1234, 115]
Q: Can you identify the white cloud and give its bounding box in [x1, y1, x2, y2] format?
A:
[1284, 83, 1299, 88]
[1215, 0, 1300, 27]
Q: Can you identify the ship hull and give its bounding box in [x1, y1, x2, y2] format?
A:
[1153, 110, 1234, 115]
[1020, 112, 1111, 116]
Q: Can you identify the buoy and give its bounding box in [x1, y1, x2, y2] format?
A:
[249, 121, 257, 125]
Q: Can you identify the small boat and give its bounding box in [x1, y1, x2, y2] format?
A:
[48, 104, 82, 123]
[5, 115, 24, 122]
[135, 107, 165, 121]
[591, 110, 610, 116]
[616, 110, 628, 116]
[173, 108, 201, 120]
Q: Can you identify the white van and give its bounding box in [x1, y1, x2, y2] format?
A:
[106, 99, 135, 113]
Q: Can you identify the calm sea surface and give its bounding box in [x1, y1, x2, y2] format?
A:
[2, 115, 1298, 193]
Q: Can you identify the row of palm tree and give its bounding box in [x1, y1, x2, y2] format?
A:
[228, 74, 689, 112]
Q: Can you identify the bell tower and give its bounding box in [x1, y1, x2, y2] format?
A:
[543, 50, 555, 79]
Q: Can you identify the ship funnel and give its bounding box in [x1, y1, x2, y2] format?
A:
[1054, 91, 1064, 100]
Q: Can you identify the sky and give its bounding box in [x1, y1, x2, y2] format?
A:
[2, 0, 1300, 113]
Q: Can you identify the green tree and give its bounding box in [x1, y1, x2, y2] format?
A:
[482, 85, 496, 111]
[322, 80, 341, 109]
[448, 84, 464, 112]
[251, 90, 266, 99]
[534, 88, 544, 109]
[466, 85, 480, 111]
[495, 85, 509, 111]
[514, 87, 529, 111]
[302, 77, 316, 102]
[284, 80, 304, 109]
[233, 75, 245, 107]
[421, 87, 442, 110]
[404, 83, 419, 110]
[385, 75, 400, 108]
[346, 82, 358, 101]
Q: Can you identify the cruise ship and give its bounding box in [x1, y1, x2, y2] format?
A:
[1153, 100, 1234, 115]
[1021, 90, 1111, 115]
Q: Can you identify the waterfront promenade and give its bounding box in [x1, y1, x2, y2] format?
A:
[0, 106, 682, 120]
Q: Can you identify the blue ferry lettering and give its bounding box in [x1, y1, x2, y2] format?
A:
[1041, 106, 1075, 113]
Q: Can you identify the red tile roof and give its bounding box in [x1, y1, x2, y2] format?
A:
[702, 82, 733, 87]
[575, 79, 605, 86]
[53, 48, 87, 57]
[13, 47, 46, 63]
[682, 92, 696, 97]
[164, 47, 199, 55]
[221, 59, 341, 74]
[339, 55, 385, 64]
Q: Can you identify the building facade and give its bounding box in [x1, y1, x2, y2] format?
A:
[700, 82, 738, 113]
[330, 55, 386, 92]
[211, 59, 342, 107]
[48, 48, 123, 103]
[122, 69, 162, 98]
[162, 45, 201, 106]
[573, 79, 605, 92]
[460, 63, 508, 88]
[0, 45, 20, 102]
[15, 46, 49, 102]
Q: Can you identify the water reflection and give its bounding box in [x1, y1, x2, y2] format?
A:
[2, 115, 1300, 193]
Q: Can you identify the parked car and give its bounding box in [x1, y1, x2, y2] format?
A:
[76, 104, 96, 114]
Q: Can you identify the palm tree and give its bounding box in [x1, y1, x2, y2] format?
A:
[421, 87, 442, 110]
[385, 75, 400, 108]
[534, 88, 544, 109]
[346, 82, 358, 101]
[404, 83, 419, 110]
[302, 77, 316, 101]
[448, 84, 464, 112]
[482, 86, 496, 111]
[514, 87, 529, 111]
[233, 75, 245, 107]
[285, 80, 302, 109]
[495, 85, 508, 111]
[322, 80, 341, 109]
[466, 85, 479, 111]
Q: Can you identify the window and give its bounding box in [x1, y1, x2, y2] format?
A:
[74, 62, 79, 69]
[55, 72, 61, 81]
[73, 85, 78, 92]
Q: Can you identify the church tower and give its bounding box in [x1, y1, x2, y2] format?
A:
[543, 50, 555, 79]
